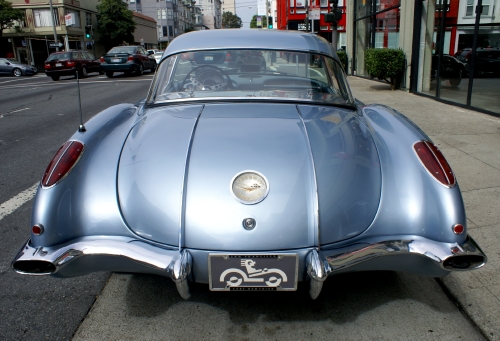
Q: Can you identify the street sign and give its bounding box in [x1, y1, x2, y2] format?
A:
[49, 42, 64, 48]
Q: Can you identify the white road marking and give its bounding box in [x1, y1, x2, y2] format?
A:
[0, 107, 30, 118]
[0, 182, 39, 222]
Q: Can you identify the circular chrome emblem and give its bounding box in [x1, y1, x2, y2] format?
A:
[231, 171, 269, 204]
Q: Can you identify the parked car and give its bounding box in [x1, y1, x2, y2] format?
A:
[44, 50, 102, 81]
[153, 51, 164, 64]
[431, 54, 467, 86]
[100, 45, 156, 77]
[12, 30, 487, 300]
[454, 47, 500, 76]
[0, 58, 37, 77]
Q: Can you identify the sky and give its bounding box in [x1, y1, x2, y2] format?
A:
[234, 0, 259, 29]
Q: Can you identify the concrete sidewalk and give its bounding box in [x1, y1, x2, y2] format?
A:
[349, 77, 500, 340]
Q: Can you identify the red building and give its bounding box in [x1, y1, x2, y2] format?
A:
[276, 0, 346, 48]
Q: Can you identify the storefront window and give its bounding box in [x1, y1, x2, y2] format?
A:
[353, 0, 401, 78]
[416, 0, 500, 115]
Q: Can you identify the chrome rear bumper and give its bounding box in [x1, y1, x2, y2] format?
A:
[12, 235, 486, 299]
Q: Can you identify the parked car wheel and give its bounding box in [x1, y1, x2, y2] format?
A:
[106, 71, 114, 78]
[79, 66, 88, 78]
[135, 64, 144, 76]
[51, 75, 60, 81]
[13, 68, 22, 77]
[151, 63, 156, 72]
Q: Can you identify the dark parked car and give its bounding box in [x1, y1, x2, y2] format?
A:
[44, 50, 102, 81]
[454, 47, 500, 76]
[100, 45, 156, 77]
[0, 58, 37, 77]
[431, 54, 467, 86]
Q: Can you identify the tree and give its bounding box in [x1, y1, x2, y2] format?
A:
[0, 0, 24, 57]
[222, 11, 242, 28]
[249, 15, 268, 29]
[96, 0, 136, 50]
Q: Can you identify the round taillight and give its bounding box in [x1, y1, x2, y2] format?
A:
[41, 141, 85, 188]
[414, 141, 456, 187]
[453, 224, 465, 235]
[32, 224, 44, 235]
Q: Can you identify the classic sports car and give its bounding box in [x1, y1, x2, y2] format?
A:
[12, 30, 487, 299]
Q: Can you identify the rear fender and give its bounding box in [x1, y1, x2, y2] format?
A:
[30, 104, 141, 248]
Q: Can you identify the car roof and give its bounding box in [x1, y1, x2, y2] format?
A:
[165, 29, 338, 60]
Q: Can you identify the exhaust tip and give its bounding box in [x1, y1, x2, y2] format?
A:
[443, 255, 486, 270]
[13, 260, 56, 274]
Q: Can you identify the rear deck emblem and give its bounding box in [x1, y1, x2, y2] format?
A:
[231, 171, 269, 204]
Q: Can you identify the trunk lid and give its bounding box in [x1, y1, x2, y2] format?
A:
[117, 103, 381, 249]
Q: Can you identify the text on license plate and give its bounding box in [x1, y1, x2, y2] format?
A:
[111, 58, 121, 63]
[209, 254, 298, 291]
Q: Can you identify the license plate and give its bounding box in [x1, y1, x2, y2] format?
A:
[56, 63, 62, 67]
[111, 58, 121, 63]
[209, 254, 298, 291]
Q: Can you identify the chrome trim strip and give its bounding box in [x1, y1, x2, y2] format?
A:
[179, 105, 204, 249]
[296, 105, 321, 249]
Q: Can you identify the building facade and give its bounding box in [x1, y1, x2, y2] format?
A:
[276, 0, 347, 48]
[2, 0, 103, 69]
[345, 0, 500, 116]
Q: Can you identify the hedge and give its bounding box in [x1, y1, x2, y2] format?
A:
[365, 48, 405, 90]
[337, 50, 347, 73]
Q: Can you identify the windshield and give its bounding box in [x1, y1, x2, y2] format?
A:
[148, 49, 353, 105]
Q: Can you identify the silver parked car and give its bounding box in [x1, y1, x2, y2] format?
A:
[0, 58, 37, 77]
[12, 30, 486, 300]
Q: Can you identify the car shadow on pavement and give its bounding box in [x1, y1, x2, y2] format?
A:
[123, 270, 457, 324]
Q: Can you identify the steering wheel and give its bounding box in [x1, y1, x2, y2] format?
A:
[181, 65, 233, 91]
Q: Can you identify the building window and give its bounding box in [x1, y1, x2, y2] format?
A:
[168, 8, 173, 19]
[65, 9, 81, 28]
[168, 25, 173, 36]
[464, 0, 490, 16]
[158, 8, 166, 19]
[33, 8, 60, 27]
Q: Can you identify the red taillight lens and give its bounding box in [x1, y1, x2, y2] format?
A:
[41, 141, 84, 187]
[414, 141, 456, 187]
[225, 53, 233, 62]
[44, 63, 51, 69]
[452, 224, 465, 235]
[32, 224, 44, 235]
[100, 57, 105, 62]
[127, 56, 134, 61]
[66, 61, 75, 67]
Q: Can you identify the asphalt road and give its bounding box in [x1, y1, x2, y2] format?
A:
[0, 72, 154, 340]
[0, 72, 486, 340]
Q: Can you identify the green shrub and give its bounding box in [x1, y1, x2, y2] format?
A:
[337, 50, 347, 73]
[365, 48, 405, 90]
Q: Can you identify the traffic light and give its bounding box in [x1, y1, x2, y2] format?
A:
[268, 16, 273, 29]
[85, 25, 92, 39]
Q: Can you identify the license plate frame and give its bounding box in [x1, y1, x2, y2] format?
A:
[111, 58, 121, 63]
[55, 63, 62, 67]
[209, 254, 298, 291]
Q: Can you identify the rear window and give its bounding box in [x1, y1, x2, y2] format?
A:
[108, 47, 136, 54]
[47, 53, 71, 61]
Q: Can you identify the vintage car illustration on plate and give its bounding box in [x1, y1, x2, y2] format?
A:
[12, 30, 487, 300]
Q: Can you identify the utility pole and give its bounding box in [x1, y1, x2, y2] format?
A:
[48, 0, 59, 51]
[305, 0, 309, 32]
